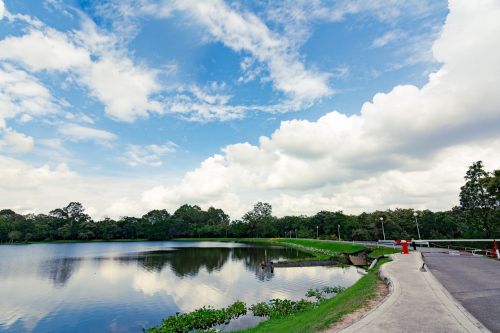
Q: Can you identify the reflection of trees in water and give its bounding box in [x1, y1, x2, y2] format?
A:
[36, 246, 308, 286]
[38, 257, 82, 288]
[231, 247, 306, 281]
[124, 246, 308, 279]
[164, 248, 231, 277]
[104, 248, 232, 276]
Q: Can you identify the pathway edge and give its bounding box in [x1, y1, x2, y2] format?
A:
[337, 254, 400, 332]
[421, 253, 491, 333]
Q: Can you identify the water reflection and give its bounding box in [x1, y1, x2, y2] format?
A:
[0, 242, 362, 333]
[38, 258, 83, 288]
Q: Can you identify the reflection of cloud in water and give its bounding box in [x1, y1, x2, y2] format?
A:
[132, 260, 362, 314]
[0, 243, 362, 332]
[0, 276, 54, 332]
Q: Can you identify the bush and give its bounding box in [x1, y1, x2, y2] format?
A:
[148, 300, 246, 333]
[250, 299, 314, 319]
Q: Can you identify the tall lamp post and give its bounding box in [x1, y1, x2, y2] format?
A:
[413, 212, 421, 240]
[380, 217, 386, 240]
[337, 224, 341, 241]
[316, 225, 319, 239]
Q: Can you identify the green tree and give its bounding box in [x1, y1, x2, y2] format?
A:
[243, 202, 276, 237]
[459, 161, 497, 237]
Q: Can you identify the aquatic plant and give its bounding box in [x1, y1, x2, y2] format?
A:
[149, 285, 347, 332]
[148, 300, 246, 333]
[250, 299, 314, 318]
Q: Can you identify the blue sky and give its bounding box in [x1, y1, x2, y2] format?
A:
[1, 0, 499, 218]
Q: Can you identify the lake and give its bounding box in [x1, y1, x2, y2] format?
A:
[0, 241, 363, 332]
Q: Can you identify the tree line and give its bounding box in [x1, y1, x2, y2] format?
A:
[1, 161, 499, 243]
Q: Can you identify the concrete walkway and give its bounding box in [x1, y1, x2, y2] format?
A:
[339, 253, 490, 333]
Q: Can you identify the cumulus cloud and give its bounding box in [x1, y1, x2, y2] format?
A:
[117, 0, 500, 218]
[1, 0, 499, 220]
[0, 16, 163, 122]
[0, 128, 34, 153]
[0, 28, 90, 71]
[0, 155, 160, 218]
[0, 64, 58, 128]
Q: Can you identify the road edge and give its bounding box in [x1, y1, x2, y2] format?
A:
[420, 253, 491, 333]
[337, 255, 400, 332]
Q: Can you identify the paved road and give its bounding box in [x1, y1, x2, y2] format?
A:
[340, 253, 486, 333]
[423, 250, 500, 332]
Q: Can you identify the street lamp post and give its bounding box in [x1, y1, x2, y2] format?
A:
[316, 225, 319, 239]
[337, 224, 341, 241]
[380, 217, 386, 240]
[413, 212, 421, 240]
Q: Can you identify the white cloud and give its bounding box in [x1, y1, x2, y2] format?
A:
[372, 30, 406, 48]
[0, 16, 163, 122]
[58, 124, 117, 143]
[125, 141, 177, 167]
[0, 155, 161, 218]
[0, 64, 58, 128]
[0, 28, 90, 71]
[116, 0, 500, 218]
[1, 0, 499, 221]
[146, 0, 332, 103]
[0, 0, 5, 20]
[266, 0, 439, 26]
[64, 112, 94, 124]
[0, 128, 34, 153]
[81, 56, 163, 122]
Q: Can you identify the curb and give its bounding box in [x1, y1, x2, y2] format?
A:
[420, 253, 491, 333]
[338, 255, 399, 332]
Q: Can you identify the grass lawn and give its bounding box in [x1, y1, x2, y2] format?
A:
[173, 238, 399, 259]
[237, 259, 389, 333]
[367, 247, 399, 258]
[275, 239, 366, 254]
[174, 238, 365, 253]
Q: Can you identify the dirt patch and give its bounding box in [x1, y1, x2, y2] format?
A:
[323, 277, 389, 332]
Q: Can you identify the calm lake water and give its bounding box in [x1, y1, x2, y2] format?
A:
[0, 241, 363, 333]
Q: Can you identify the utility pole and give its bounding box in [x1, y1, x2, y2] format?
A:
[380, 217, 386, 240]
[316, 225, 319, 239]
[414, 212, 421, 240]
[337, 224, 341, 241]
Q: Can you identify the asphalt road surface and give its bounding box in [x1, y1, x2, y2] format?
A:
[422, 250, 500, 332]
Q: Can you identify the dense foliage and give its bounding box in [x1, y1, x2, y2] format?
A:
[1, 161, 499, 243]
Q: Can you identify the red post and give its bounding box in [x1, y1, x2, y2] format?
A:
[493, 240, 499, 259]
[401, 240, 409, 254]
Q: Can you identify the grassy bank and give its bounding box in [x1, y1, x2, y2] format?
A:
[237, 259, 389, 333]
[173, 238, 389, 260]
[149, 238, 395, 332]
[368, 247, 398, 258]
[276, 239, 365, 254]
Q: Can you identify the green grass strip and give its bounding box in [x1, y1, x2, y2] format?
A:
[275, 239, 365, 254]
[236, 259, 389, 333]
